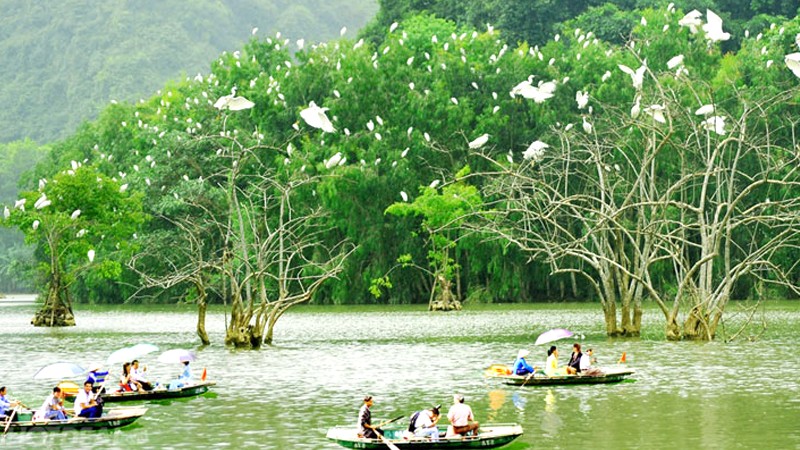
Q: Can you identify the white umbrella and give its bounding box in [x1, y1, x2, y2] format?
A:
[158, 349, 197, 364]
[33, 362, 87, 380]
[107, 343, 160, 365]
[534, 328, 574, 346]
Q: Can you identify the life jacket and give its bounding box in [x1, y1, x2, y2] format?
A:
[408, 411, 422, 432]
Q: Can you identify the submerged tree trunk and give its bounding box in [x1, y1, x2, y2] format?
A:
[31, 279, 75, 327]
[196, 289, 210, 346]
[429, 274, 462, 311]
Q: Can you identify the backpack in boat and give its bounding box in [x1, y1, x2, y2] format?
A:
[408, 411, 421, 432]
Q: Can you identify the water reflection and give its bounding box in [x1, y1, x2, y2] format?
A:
[540, 389, 562, 437]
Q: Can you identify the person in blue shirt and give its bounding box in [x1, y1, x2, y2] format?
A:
[0, 386, 21, 419]
[512, 349, 535, 376]
[87, 366, 109, 394]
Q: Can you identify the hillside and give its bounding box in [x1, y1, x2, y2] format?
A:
[0, 0, 378, 144]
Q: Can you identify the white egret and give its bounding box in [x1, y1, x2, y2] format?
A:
[703, 10, 730, 42]
[367, 120, 375, 131]
[88, 249, 96, 263]
[679, 10, 702, 34]
[429, 179, 441, 189]
[35, 199, 51, 209]
[296, 39, 304, 49]
[214, 93, 255, 111]
[582, 117, 593, 134]
[76, 229, 87, 238]
[631, 95, 641, 119]
[33, 194, 48, 209]
[400, 191, 408, 202]
[575, 90, 589, 109]
[325, 152, 343, 169]
[701, 116, 727, 135]
[3, 206, 8, 219]
[120, 184, 129, 193]
[645, 104, 667, 123]
[70, 210, 81, 220]
[523, 141, 548, 161]
[469, 134, 490, 149]
[32, 220, 40, 230]
[300, 101, 336, 133]
[510, 79, 556, 103]
[695, 104, 716, 116]
[340, 26, 347, 36]
[618, 62, 647, 90]
[389, 22, 399, 33]
[667, 54, 684, 69]
[14, 198, 26, 209]
[401, 148, 409, 158]
[785, 53, 800, 78]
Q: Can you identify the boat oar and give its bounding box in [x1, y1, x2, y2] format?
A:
[3, 405, 20, 435]
[370, 415, 404, 450]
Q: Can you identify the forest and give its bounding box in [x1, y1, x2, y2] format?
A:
[2, 1, 800, 341]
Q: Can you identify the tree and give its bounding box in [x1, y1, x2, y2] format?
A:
[2, 164, 145, 326]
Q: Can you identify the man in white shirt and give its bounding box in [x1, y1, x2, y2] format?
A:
[412, 405, 441, 441]
[446, 394, 479, 437]
[74, 381, 102, 418]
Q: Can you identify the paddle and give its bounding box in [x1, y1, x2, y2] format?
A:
[369, 415, 404, 450]
[3, 405, 20, 435]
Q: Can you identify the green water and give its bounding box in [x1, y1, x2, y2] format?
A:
[0, 296, 798, 449]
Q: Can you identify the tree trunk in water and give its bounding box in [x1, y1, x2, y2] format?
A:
[429, 275, 462, 311]
[682, 308, 714, 340]
[31, 282, 75, 327]
[603, 301, 620, 336]
[665, 312, 681, 341]
[197, 298, 210, 346]
[620, 303, 641, 337]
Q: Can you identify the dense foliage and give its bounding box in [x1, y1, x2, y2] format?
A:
[3, 2, 800, 336]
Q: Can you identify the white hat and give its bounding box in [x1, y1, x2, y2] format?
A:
[517, 349, 530, 359]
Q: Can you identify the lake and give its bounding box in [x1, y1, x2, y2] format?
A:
[0, 295, 798, 449]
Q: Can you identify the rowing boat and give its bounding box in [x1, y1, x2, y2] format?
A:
[485, 365, 635, 386]
[326, 423, 523, 449]
[4, 406, 146, 432]
[63, 381, 216, 403]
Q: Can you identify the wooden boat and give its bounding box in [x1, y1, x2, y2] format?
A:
[62, 381, 216, 403]
[485, 364, 635, 386]
[4, 406, 146, 432]
[326, 423, 523, 449]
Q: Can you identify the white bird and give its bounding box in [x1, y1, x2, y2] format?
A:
[695, 104, 716, 116]
[401, 147, 409, 158]
[667, 54, 684, 69]
[33, 194, 48, 209]
[618, 62, 647, 90]
[400, 191, 408, 202]
[213, 93, 255, 111]
[2, 206, 9, 219]
[76, 229, 87, 238]
[468, 133, 490, 149]
[786, 53, 800, 78]
[35, 199, 51, 209]
[14, 198, 25, 209]
[340, 26, 347, 36]
[389, 22, 399, 33]
[631, 95, 641, 119]
[300, 101, 336, 133]
[701, 116, 727, 135]
[120, 184, 129, 193]
[251, 27, 258, 35]
[645, 104, 667, 123]
[703, 10, 730, 42]
[523, 141, 548, 161]
[70, 209, 81, 220]
[582, 117, 593, 134]
[32, 220, 40, 230]
[510, 80, 556, 103]
[575, 90, 589, 109]
[325, 152, 343, 169]
[87, 249, 95, 263]
[429, 179, 440, 189]
[679, 9, 702, 34]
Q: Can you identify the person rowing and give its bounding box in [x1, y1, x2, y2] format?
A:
[357, 395, 381, 439]
[0, 386, 21, 422]
[512, 349, 535, 376]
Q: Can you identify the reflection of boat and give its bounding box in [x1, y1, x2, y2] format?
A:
[326, 423, 523, 449]
[62, 381, 216, 402]
[485, 366, 635, 386]
[5, 406, 146, 432]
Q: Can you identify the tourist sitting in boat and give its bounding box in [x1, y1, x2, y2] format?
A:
[0, 386, 21, 420]
[566, 343, 584, 374]
[33, 386, 67, 421]
[74, 381, 103, 418]
[119, 362, 143, 392]
[357, 395, 381, 439]
[131, 360, 154, 391]
[446, 394, 479, 437]
[409, 405, 441, 441]
[545, 345, 566, 376]
[512, 349, 535, 376]
[167, 361, 194, 390]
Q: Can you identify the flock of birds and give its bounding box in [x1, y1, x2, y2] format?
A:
[4, 4, 800, 265]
